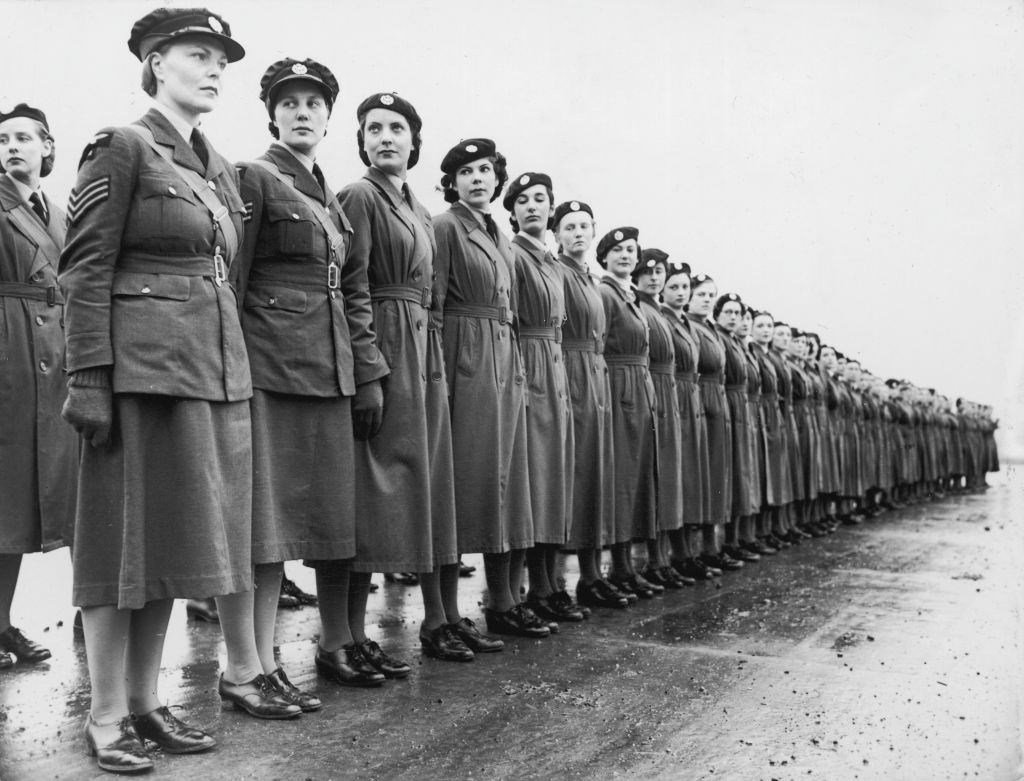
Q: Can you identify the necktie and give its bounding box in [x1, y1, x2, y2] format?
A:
[312, 163, 326, 197]
[484, 213, 499, 245]
[190, 129, 209, 169]
[401, 183, 414, 210]
[29, 191, 47, 225]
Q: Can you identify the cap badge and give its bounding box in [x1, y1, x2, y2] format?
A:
[380, 94, 395, 105]
[207, 16, 224, 33]
[613, 230, 623, 241]
[291, 63, 308, 75]
[0, 102, 12, 115]
[465, 144, 478, 153]
[646, 260, 655, 268]
[570, 201, 580, 211]
[519, 174, 530, 186]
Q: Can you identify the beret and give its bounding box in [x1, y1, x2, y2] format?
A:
[128, 7, 244, 62]
[502, 172, 552, 212]
[0, 103, 48, 133]
[356, 92, 422, 132]
[552, 200, 593, 226]
[259, 58, 339, 113]
[595, 226, 639, 261]
[440, 137, 496, 175]
[633, 247, 669, 280]
[665, 259, 691, 277]
[690, 272, 715, 289]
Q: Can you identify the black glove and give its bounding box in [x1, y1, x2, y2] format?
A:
[61, 383, 113, 447]
[352, 379, 384, 441]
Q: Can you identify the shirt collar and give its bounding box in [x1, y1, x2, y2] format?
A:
[273, 141, 316, 173]
[5, 173, 39, 202]
[384, 171, 406, 193]
[458, 199, 489, 227]
[606, 272, 633, 292]
[519, 231, 548, 253]
[151, 100, 198, 142]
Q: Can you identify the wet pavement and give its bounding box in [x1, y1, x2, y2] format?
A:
[2, 469, 1021, 780]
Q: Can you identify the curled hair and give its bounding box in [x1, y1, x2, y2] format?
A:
[140, 46, 170, 97]
[357, 112, 423, 170]
[508, 184, 555, 233]
[0, 120, 56, 178]
[440, 152, 508, 204]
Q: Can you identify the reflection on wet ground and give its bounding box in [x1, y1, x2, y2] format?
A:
[2, 469, 1021, 780]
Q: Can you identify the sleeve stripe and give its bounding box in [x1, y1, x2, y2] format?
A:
[68, 175, 110, 207]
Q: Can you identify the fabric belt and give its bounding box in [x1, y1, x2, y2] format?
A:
[0, 282, 63, 305]
[562, 337, 602, 352]
[675, 370, 698, 383]
[649, 361, 674, 376]
[519, 326, 561, 342]
[371, 283, 431, 308]
[604, 354, 647, 367]
[445, 302, 511, 325]
[247, 260, 337, 290]
[699, 375, 723, 385]
[726, 383, 746, 391]
[118, 256, 216, 277]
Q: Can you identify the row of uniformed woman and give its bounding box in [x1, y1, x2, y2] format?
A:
[0, 5, 1001, 774]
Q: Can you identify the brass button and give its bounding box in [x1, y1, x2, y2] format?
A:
[167, 185, 177, 196]
[412, 269, 422, 281]
[416, 322, 424, 331]
[431, 372, 442, 381]
[269, 297, 277, 305]
[208, 181, 217, 190]
[141, 285, 151, 294]
[38, 359, 48, 371]
[35, 315, 45, 326]
[291, 213, 301, 220]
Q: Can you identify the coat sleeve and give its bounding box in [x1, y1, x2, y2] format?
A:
[431, 214, 455, 331]
[230, 163, 265, 306]
[58, 127, 138, 374]
[334, 197, 389, 386]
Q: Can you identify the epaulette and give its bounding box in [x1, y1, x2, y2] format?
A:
[78, 131, 113, 169]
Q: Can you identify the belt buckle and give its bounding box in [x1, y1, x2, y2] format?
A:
[46, 286, 56, 306]
[420, 287, 432, 308]
[213, 245, 227, 287]
[327, 262, 341, 290]
[498, 305, 509, 325]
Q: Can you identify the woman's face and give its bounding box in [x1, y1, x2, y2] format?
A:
[555, 213, 595, 257]
[152, 37, 228, 117]
[0, 117, 50, 183]
[689, 281, 717, 317]
[512, 184, 553, 239]
[662, 273, 691, 310]
[604, 239, 638, 280]
[362, 107, 412, 176]
[455, 157, 497, 209]
[716, 301, 742, 332]
[772, 325, 791, 351]
[820, 346, 837, 370]
[805, 337, 820, 361]
[752, 314, 774, 345]
[274, 86, 329, 156]
[737, 310, 753, 338]
[635, 264, 666, 296]
[788, 334, 807, 358]
[844, 361, 861, 383]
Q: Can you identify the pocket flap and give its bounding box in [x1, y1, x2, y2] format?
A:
[137, 173, 196, 203]
[112, 272, 191, 301]
[244, 285, 307, 313]
[264, 198, 314, 225]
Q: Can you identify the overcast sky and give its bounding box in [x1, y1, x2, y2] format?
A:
[5, 0, 1022, 456]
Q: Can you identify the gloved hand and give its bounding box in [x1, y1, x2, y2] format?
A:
[351, 379, 384, 441]
[61, 384, 113, 447]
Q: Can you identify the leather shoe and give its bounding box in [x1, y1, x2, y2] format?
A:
[576, 579, 629, 609]
[266, 667, 322, 711]
[0, 650, 12, 669]
[315, 646, 385, 687]
[219, 674, 303, 718]
[840, 513, 863, 525]
[672, 558, 716, 581]
[281, 577, 318, 606]
[660, 565, 695, 587]
[641, 565, 679, 589]
[132, 706, 215, 754]
[277, 592, 300, 610]
[608, 572, 659, 599]
[484, 606, 550, 638]
[420, 624, 474, 662]
[354, 639, 410, 679]
[765, 533, 790, 549]
[458, 561, 476, 577]
[0, 625, 50, 663]
[525, 593, 580, 623]
[185, 599, 219, 623]
[743, 539, 776, 556]
[84, 715, 153, 774]
[547, 590, 588, 620]
[723, 544, 760, 563]
[384, 572, 419, 586]
[699, 552, 744, 571]
[780, 530, 803, 544]
[449, 617, 504, 652]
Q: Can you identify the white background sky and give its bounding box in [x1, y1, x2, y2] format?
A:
[4, 0, 1023, 457]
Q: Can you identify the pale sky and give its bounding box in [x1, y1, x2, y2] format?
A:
[5, 0, 1022, 456]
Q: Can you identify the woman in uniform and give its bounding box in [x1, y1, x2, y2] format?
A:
[0, 103, 76, 669]
[660, 261, 706, 583]
[338, 92, 468, 663]
[503, 173, 582, 623]
[786, 330, 824, 537]
[736, 307, 771, 555]
[598, 227, 660, 600]
[554, 202, 624, 610]
[770, 323, 807, 542]
[633, 249, 686, 589]
[434, 139, 545, 639]
[233, 59, 394, 700]
[59, 9, 294, 774]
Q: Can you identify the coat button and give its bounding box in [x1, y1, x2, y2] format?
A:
[416, 321, 424, 331]
[35, 315, 44, 326]
[291, 213, 301, 220]
[141, 285, 151, 294]
[269, 297, 277, 305]
[38, 359, 48, 372]
[208, 181, 217, 190]
[412, 269, 422, 281]
[167, 185, 177, 196]
[431, 372, 442, 381]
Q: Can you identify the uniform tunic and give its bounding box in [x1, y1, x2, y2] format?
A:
[60, 109, 252, 608]
[433, 202, 531, 553]
[692, 316, 731, 524]
[751, 342, 788, 507]
[662, 307, 709, 525]
[637, 292, 682, 532]
[718, 326, 753, 517]
[0, 175, 77, 553]
[234, 147, 389, 565]
[769, 349, 804, 503]
[743, 343, 764, 515]
[789, 358, 821, 502]
[338, 167, 457, 572]
[600, 277, 657, 542]
[815, 364, 843, 495]
[512, 235, 572, 545]
[837, 381, 864, 498]
[558, 255, 614, 549]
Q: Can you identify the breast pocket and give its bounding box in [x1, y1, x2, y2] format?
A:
[455, 318, 482, 378]
[110, 272, 193, 369]
[259, 199, 320, 257]
[134, 174, 198, 239]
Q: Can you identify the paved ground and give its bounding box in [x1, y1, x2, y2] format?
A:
[1, 467, 1021, 780]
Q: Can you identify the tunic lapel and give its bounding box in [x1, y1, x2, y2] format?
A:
[0, 176, 61, 277]
[365, 166, 416, 238]
[140, 109, 205, 174]
[266, 145, 326, 204]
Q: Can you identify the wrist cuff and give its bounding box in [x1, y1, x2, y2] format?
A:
[69, 367, 112, 388]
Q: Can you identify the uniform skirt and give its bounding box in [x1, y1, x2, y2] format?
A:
[700, 377, 732, 525]
[651, 365, 683, 532]
[72, 395, 252, 609]
[608, 362, 657, 542]
[725, 385, 753, 517]
[676, 376, 710, 525]
[251, 390, 355, 565]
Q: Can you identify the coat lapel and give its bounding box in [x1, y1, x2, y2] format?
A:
[266, 145, 325, 204]
[452, 201, 507, 270]
[0, 176, 61, 276]
[140, 109, 204, 174]
[365, 167, 416, 238]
